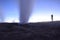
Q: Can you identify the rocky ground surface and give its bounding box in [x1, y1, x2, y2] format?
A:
[0, 21, 60, 40]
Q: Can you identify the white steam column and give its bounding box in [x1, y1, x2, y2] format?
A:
[20, 0, 35, 24]
[0, 8, 4, 23]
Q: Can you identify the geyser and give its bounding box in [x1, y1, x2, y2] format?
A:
[20, 0, 35, 24]
[0, 7, 4, 22]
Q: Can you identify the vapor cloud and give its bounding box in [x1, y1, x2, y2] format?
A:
[20, 0, 35, 24]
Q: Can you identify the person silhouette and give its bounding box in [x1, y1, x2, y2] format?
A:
[51, 14, 53, 21]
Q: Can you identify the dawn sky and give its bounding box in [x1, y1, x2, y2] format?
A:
[0, 0, 60, 23]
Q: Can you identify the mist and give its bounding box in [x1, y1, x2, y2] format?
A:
[0, 7, 4, 22]
[20, 0, 35, 24]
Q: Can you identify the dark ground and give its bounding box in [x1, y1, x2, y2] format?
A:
[0, 21, 60, 40]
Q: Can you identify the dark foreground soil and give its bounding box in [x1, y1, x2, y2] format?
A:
[0, 21, 60, 40]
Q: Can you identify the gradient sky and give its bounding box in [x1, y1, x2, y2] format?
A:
[0, 0, 60, 23]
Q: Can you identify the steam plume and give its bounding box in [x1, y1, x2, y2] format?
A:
[20, 0, 34, 24]
[0, 7, 4, 22]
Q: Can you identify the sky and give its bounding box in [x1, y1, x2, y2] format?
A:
[0, 0, 60, 23]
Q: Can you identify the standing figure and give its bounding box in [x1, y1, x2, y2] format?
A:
[51, 14, 53, 21]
